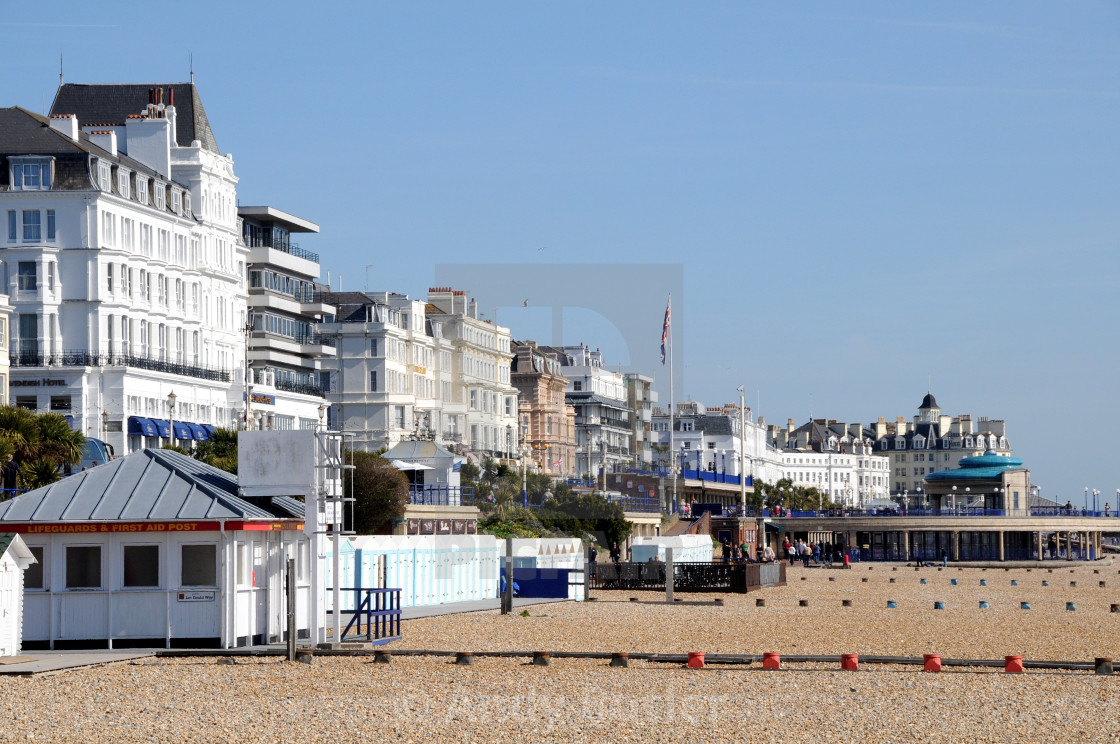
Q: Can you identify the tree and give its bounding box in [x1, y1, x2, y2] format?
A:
[0, 406, 86, 490]
[192, 427, 239, 474]
[346, 450, 409, 534]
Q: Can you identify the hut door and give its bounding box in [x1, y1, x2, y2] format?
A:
[0, 561, 17, 655]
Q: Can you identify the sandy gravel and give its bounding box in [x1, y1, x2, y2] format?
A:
[1, 563, 1118, 744]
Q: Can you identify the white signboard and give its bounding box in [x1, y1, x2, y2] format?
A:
[177, 591, 216, 602]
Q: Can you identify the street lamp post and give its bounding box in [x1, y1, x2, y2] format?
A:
[737, 385, 746, 515]
[167, 391, 177, 448]
[520, 421, 529, 508]
[101, 410, 109, 438]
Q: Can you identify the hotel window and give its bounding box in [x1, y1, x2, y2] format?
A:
[98, 161, 111, 191]
[369, 370, 378, 392]
[154, 184, 165, 210]
[137, 178, 148, 205]
[171, 190, 181, 214]
[370, 339, 378, 357]
[117, 171, 130, 198]
[22, 210, 41, 242]
[107, 264, 114, 293]
[183, 192, 191, 215]
[10, 159, 51, 190]
[17, 262, 36, 291]
[46, 209, 55, 241]
[123, 545, 160, 587]
[6, 211, 15, 241]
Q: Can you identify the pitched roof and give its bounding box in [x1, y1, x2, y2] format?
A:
[0, 107, 185, 188]
[0, 449, 304, 523]
[50, 83, 220, 153]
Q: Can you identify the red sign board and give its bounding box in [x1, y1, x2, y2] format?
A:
[1, 520, 303, 534]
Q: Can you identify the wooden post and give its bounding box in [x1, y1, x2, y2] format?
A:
[502, 537, 513, 614]
[286, 558, 296, 662]
[665, 547, 674, 603]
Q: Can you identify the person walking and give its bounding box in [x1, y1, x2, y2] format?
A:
[1, 454, 20, 497]
[940, 547, 948, 568]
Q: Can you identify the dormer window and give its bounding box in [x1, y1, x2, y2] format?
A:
[98, 161, 111, 191]
[117, 170, 130, 199]
[964, 436, 974, 448]
[183, 192, 192, 216]
[942, 437, 950, 449]
[137, 178, 148, 205]
[9, 157, 52, 190]
[895, 437, 905, 450]
[171, 190, 181, 215]
[154, 184, 165, 210]
[913, 436, 925, 449]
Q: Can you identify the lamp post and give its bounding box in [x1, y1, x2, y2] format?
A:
[1092, 489, 1100, 514]
[964, 486, 970, 512]
[1085, 486, 1089, 513]
[520, 420, 529, 508]
[167, 391, 177, 448]
[737, 385, 746, 514]
[317, 404, 326, 431]
[101, 410, 109, 438]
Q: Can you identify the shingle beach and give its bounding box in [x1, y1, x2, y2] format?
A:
[3, 563, 1119, 743]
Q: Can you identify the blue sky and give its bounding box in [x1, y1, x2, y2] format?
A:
[2, 2, 1118, 502]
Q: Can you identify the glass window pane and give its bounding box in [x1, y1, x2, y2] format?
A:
[180, 544, 216, 587]
[123, 544, 159, 587]
[24, 546, 44, 589]
[65, 546, 102, 589]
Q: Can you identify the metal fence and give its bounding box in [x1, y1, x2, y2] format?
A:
[588, 561, 785, 593]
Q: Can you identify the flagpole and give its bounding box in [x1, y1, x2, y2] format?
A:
[669, 295, 676, 516]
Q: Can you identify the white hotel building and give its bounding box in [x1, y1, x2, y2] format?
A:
[319, 288, 519, 458]
[0, 84, 248, 455]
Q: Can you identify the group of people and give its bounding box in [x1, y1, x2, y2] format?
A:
[718, 541, 777, 564]
[782, 538, 841, 568]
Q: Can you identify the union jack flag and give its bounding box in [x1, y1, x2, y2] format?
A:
[660, 294, 671, 365]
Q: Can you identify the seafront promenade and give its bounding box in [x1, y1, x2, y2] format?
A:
[1, 561, 1117, 742]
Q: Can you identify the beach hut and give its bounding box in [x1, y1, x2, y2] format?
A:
[0, 449, 312, 650]
[0, 533, 36, 656]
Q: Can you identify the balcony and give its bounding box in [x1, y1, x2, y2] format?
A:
[409, 485, 476, 507]
[12, 351, 231, 382]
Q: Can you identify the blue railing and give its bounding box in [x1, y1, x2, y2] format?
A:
[331, 587, 401, 644]
[605, 494, 661, 513]
[1, 488, 27, 500]
[1030, 507, 1118, 518]
[680, 468, 753, 486]
[408, 485, 475, 506]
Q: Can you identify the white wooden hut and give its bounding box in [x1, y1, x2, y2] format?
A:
[0, 533, 36, 656]
[0, 449, 312, 650]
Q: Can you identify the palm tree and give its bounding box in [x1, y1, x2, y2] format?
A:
[0, 406, 86, 491]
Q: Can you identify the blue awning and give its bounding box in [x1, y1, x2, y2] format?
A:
[154, 419, 172, 438]
[128, 417, 158, 437]
[188, 423, 210, 441]
[172, 422, 193, 440]
[202, 424, 218, 438]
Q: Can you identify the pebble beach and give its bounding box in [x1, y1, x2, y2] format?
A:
[3, 562, 1119, 743]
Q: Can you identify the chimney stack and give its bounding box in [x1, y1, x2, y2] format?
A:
[49, 114, 79, 140]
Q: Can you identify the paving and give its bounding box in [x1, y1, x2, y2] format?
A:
[0, 650, 155, 676]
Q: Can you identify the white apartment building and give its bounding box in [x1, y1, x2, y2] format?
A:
[318, 288, 518, 459]
[624, 373, 656, 468]
[425, 288, 519, 460]
[650, 401, 783, 485]
[540, 344, 633, 477]
[1, 84, 246, 455]
[241, 205, 334, 432]
[770, 419, 891, 507]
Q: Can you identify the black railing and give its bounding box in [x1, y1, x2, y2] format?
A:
[588, 562, 785, 593]
[13, 352, 230, 382]
[273, 378, 325, 397]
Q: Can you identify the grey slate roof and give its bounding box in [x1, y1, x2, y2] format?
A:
[383, 440, 455, 461]
[50, 83, 220, 153]
[0, 107, 184, 191]
[0, 449, 304, 523]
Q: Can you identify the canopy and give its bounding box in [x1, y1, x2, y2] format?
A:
[391, 460, 432, 471]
